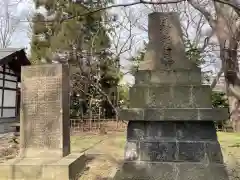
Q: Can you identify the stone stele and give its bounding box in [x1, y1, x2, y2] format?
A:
[114, 12, 230, 180]
[0, 64, 86, 180]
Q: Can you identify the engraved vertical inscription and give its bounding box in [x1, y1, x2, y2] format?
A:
[159, 17, 174, 68]
[22, 66, 62, 150]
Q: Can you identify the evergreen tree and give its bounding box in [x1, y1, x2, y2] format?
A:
[31, 0, 111, 64]
[211, 92, 229, 108]
[99, 51, 121, 118]
[31, 0, 121, 118]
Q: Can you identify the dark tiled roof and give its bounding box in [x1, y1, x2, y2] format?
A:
[0, 48, 31, 81]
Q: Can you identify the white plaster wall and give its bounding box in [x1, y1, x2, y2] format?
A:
[3, 90, 16, 107]
[2, 109, 15, 118]
[2, 90, 16, 118]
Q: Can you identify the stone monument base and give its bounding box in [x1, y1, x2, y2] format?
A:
[0, 153, 86, 180]
[113, 121, 230, 180]
[114, 161, 229, 180]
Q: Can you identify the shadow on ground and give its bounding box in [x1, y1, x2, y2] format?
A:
[75, 155, 96, 180]
[77, 154, 123, 180]
[73, 132, 240, 180]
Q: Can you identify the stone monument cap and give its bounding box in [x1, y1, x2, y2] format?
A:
[139, 12, 195, 70]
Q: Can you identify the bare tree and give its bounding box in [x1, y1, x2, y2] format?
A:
[0, 0, 27, 48]
[183, 0, 240, 131]
[74, 9, 139, 119]
[72, 0, 240, 131]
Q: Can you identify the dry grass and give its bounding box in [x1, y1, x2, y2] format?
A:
[218, 132, 240, 180]
[72, 131, 240, 180]
[71, 134, 108, 153]
[71, 132, 126, 180]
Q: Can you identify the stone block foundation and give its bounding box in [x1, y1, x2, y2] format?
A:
[115, 162, 228, 180]
[0, 153, 86, 180]
[114, 121, 229, 180]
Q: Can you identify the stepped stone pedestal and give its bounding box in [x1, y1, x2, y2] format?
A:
[114, 12, 229, 180]
[0, 64, 86, 180]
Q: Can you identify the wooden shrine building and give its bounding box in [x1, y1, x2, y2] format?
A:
[0, 48, 31, 133]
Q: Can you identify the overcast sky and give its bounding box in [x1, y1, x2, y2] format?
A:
[8, 0, 34, 51]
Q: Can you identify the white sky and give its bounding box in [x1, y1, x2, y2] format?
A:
[8, 0, 34, 51]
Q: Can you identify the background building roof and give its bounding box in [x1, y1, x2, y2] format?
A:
[0, 48, 31, 81]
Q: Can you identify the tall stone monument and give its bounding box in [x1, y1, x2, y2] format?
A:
[114, 12, 229, 180]
[20, 64, 70, 158]
[0, 64, 85, 180]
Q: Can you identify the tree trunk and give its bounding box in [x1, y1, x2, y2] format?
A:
[223, 39, 240, 132]
[228, 95, 240, 131]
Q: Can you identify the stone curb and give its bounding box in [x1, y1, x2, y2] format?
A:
[120, 108, 229, 121]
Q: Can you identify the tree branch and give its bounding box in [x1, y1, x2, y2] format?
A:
[63, 0, 185, 22]
[214, 0, 240, 16]
[187, 0, 216, 28]
[210, 67, 224, 89]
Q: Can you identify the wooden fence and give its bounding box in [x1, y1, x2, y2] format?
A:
[70, 119, 127, 135]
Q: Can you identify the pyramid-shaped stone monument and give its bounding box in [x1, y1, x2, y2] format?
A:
[114, 12, 229, 180]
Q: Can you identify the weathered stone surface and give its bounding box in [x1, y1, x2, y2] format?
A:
[129, 85, 212, 108]
[125, 121, 226, 164]
[178, 163, 210, 180]
[0, 153, 86, 180]
[116, 12, 229, 180]
[114, 162, 230, 180]
[0, 64, 86, 180]
[176, 121, 217, 141]
[145, 121, 176, 141]
[20, 64, 70, 158]
[205, 142, 224, 163]
[115, 162, 176, 180]
[198, 108, 229, 121]
[162, 108, 199, 120]
[120, 108, 144, 121]
[135, 68, 201, 85]
[139, 142, 177, 161]
[138, 12, 196, 70]
[144, 108, 165, 120]
[127, 121, 176, 141]
[127, 121, 145, 140]
[178, 142, 205, 162]
[120, 108, 229, 121]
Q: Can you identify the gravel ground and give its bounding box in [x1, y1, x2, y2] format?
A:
[0, 132, 19, 163]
